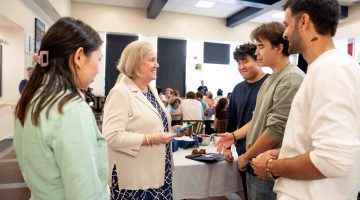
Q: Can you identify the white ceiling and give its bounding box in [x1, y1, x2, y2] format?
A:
[72, 0, 360, 24]
[73, 0, 248, 19]
[162, 0, 245, 18]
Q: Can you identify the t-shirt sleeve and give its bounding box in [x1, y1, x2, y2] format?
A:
[265, 72, 304, 142]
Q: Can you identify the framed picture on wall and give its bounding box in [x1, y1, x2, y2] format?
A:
[34, 18, 45, 53]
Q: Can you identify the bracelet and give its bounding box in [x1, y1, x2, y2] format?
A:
[145, 135, 150, 146]
[149, 135, 153, 146]
[265, 157, 279, 180]
[230, 132, 236, 143]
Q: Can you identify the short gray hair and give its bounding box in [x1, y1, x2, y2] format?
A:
[117, 40, 154, 78]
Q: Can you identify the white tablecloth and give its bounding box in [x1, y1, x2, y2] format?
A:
[172, 143, 242, 200]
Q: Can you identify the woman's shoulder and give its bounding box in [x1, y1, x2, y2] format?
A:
[107, 82, 132, 102]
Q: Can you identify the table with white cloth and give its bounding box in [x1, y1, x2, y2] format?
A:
[172, 143, 242, 200]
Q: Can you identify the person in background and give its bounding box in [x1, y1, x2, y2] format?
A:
[163, 87, 174, 105]
[204, 91, 216, 121]
[197, 80, 208, 94]
[223, 43, 269, 200]
[167, 97, 181, 121]
[102, 41, 184, 200]
[179, 91, 203, 120]
[204, 91, 216, 107]
[215, 88, 224, 102]
[213, 98, 228, 132]
[14, 17, 109, 200]
[156, 87, 164, 97]
[226, 92, 232, 102]
[217, 22, 304, 200]
[196, 91, 209, 119]
[173, 88, 180, 97]
[81, 87, 95, 107]
[18, 67, 34, 94]
[252, 1, 360, 199]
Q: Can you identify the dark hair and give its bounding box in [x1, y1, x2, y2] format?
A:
[233, 43, 257, 62]
[15, 17, 103, 126]
[196, 91, 203, 99]
[156, 87, 163, 94]
[251, 22, 290, 56]
[173, 89, 180, 97]
[215, 98, 228, 117]
[169, 97, 181, 107]
[227, 92, 232, 98]
[284, 0, 339, 36]
[217, 89, 223, 96]
[186, 91, 196, 99]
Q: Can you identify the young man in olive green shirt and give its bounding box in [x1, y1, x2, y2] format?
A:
[217, 22, 304, 200]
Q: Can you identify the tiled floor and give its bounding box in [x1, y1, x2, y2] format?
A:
[0, 140, 31, 200]
[0, 137, 244, 200]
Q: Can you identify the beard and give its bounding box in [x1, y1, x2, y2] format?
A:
[288, 27, 303, 54]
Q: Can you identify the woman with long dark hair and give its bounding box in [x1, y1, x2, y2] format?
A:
[214, 98, 228, 132]
[14, 17, 109, 200]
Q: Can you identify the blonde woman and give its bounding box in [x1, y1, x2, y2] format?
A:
[103, 41, 183, 199]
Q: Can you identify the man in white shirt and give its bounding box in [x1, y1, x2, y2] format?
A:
[179, 91, 203, 120]
[251, 0, 360, 199]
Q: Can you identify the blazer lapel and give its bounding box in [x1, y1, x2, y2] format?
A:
[123, 76, 161, 119]
[148, 85, 172, 127]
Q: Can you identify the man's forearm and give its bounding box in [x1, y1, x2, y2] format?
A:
[245, 132, 278, 159]
[233, 120, 251, 140]
[270, 153, 326, 180]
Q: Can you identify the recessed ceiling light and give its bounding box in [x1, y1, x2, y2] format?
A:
[272, 11, 285, 19]
[195, 0, 215, 8]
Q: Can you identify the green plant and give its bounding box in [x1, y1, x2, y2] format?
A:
[195, 63, 202, 71]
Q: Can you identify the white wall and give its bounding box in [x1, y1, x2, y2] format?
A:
[49, 0, 71, 17]
[336, 3, 360, 40]
[0, 103, 15, 141]
[1, 26, 25, 103]
[185, 39, 241, 95]
[71, 2, 259, 43]
[72, 2, 262, 96]
[70, 2, 320, 96]
[0, 0, 56, 140]
[0, 25, 26, 140]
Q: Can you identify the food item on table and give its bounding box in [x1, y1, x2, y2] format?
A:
[198, 149, 206, 154]
[191, 149, 206, 155]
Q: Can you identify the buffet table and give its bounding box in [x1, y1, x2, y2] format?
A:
[172, 144, 242, 200]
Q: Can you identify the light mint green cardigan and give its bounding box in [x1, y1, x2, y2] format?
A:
[14, 92, 110, 200]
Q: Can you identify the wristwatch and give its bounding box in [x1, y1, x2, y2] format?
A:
[266, 158, 279, 180]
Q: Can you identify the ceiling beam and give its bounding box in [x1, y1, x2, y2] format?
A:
[239, 0, 282, 5]
[226, 0, 286, 27]
[147, 0, 168, 19]
[33, 0, 61, 22]
[227, 7, 262, 27]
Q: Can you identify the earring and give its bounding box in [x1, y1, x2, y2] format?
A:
[77, 64, 80, 68]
